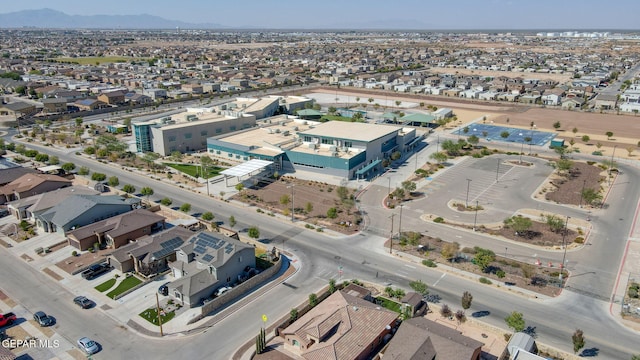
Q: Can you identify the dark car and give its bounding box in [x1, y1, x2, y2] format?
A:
[33, 311, 54, 327]
[81, 263, 112, 280]
[73, 296, 92, 309]
[158, 283, 169, 296]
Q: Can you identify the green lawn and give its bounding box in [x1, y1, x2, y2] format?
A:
[53, 56, 148, 65]
[106, 275, 142, 299]
[139, 307, 175, 325]
[164, 163, 223, 179]
[321, 115, 362, 122]
[94, 278, 117, 292]
[376, 296, 402, 313]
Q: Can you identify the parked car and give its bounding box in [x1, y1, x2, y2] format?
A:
[0, 312, 16, 327]
[77, 337, 99, 354]
[73, 296, 92, 309]
[215, 286, 231, 297]
[81, 263, 112, 280]
[33, 311, 53, 327]
[158, 282, 169, 296]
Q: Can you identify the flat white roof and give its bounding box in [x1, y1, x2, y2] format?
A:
[37, 165, 62, 172]
[299, 121, 402, 142]
[221, 159, 273, 178]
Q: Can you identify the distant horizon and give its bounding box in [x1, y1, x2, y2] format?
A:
[0, 2, 639, 30]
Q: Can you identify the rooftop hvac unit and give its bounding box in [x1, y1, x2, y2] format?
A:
[283, 130, 290, 136]
[293, 126, 299, 131]
[275, 129, 281, 133]
[268, 128, 274, 134]
[308, 143, 316, 149]
[329, 145, 337, 152]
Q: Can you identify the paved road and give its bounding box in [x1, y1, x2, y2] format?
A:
[2, 132, 639, 358]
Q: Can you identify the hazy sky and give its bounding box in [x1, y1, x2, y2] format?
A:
[2, 0, 639, 30]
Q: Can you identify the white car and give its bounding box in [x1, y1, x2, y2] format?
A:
[215, 286, 231, 297]
[77, 337, 99, 354]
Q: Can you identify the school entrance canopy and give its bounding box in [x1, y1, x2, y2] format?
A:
[220, 159, 273, 187]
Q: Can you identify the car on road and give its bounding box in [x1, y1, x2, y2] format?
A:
[81, 263, 112, 280]
[33, 311, 54, 327]
[73, 296, 92, 309]
[77, 337, 99, 354]
[471, 310, 491, 318]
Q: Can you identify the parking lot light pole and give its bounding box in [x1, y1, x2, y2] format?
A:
[496, 159, 500, 182]
[465, 179, 472, 208]
[473, 200, 479, 231]
[287, 184, 295, 222]
[398, 204, 404, 240]
[389, 214, 395, 254]
[519, 132, 524, 163]
[609, 145, 617, 186]
[559, 215, 570, 285]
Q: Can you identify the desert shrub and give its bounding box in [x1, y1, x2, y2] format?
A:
[496, 270, 506, 278]
[422, 259, 437, 267]
[574, 237, 584, 244]
[479, 277, 492, 284]
[433, 217, 444, 223]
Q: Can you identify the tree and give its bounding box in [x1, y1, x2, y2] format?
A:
[48, 155, 59, 165]
[605, 131, 613, 140]
[179, 203, 191, 213]
[336, 186, 349, 200]
[504, 215, 532, 235]
[461, 291, 473, 309]
[235, 183, 244, 192]
[556, 158, 573, 173]
[581, 135, 590, 144]
[75, 117, 83, 128]
[327, 207, 338, 219]
[34, 153, 49, 162]
[468, 135, 480, 147]
[553, 121, 561, 130]
[202, 212, 214, 221]
[123, 184, 136, 194]
[229, 215, 236, 227]
[463, 126, 469, 134]
[108, 176, 119, 187]
[308, 293, 318, 307]
[328, 106, 337, 114]
[441, 242, 460, 260]
[430, 151, 448, 164]
[170, 151, 183, 162]
[631, 355, 640, 360]
[279, 194, 290, 205]
[289, 308, 298, 321]
[91, 173, 106, 181]
[572, 329, 585, 354]
[141, 187, 154, 201]
[395, 100, 402, 108]
[500, 131, 510, 139]
[505, 311, 525, 332]
[328, 278, 336, 294]
[441, 139, 463, 156]
[390, 151, 402, 160]
[409, 280, 428, 295]
[542, 215, 562, 233]
[455, 310, 467, 324]
[581, 188, 602, 206]
[160, 197, 173, 206]
[572, 127, 578, 136]
[200, 155, 214, 178]
[141, 152, 160, 171]
[248, 226, 260, 239]
[474, 247, 495, 272]
[440, 304, 452, 318]
[61, 162, 76, 172]
[401, 180, 416, 194]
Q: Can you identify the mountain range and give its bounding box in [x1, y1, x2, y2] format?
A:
[0, 8, 225, 29]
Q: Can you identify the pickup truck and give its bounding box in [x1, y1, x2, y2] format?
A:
[0, 312, 16, 327]
[81, 263, 112, 280]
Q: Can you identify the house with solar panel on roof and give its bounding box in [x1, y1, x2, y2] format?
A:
[168, 231, 255, 307]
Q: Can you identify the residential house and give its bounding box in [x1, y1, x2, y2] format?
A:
[382, 317, 483, 360]
[6, 185, 98, 221]
[168, 231, 255, 307]
[281, 290, 398, 360]
[507, 332, 539, 360]
[40, 98, 68, 113]
[142, 88, 167, 100]
[0, 173, 71, 204]
[541, 88, 564, 106]
[67, 209, 165, 251]
[109, 226, 192, 275]
[97, 90, 126, 105]
[0, 102, 37, 118]
[561, 97, 585, 109]
[35, 194, 135, 235]
[74, 98, 108, 111]
[0, 166, 36, 187]
[400, 291, 428, 317]
[125, 92, 152, 105]
[594, 94, 618, 110]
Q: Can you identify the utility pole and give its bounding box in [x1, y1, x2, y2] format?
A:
[389, 214, 395, 254]
[559, 215, 570, 285]
[579, 179, 586, 208]
[398, 205, 404, 240]
[290, 184, 295, 222]
[465, 178, 472, 208]
[609, 145, 617, 186]
[496, 158, 500, 182]
[155, 293, 164, 336]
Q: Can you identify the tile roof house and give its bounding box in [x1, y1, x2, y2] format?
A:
[109, 226, 193, 275]
[168, 231, 255, 307]
[97, 90, 126, 105]
[0, 173, 71, 204]
[67, 208, 165, 251]
[34, 194, 135, 235]
[0, 166, 36, 187]
[282, 290, 398, 360]
[382, 317, 483, 360]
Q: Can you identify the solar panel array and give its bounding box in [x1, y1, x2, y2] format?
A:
[190, 232, 229, 259]
[151, 237, 184, 259]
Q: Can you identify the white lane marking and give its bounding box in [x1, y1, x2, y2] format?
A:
[433, 273, 446, 287]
